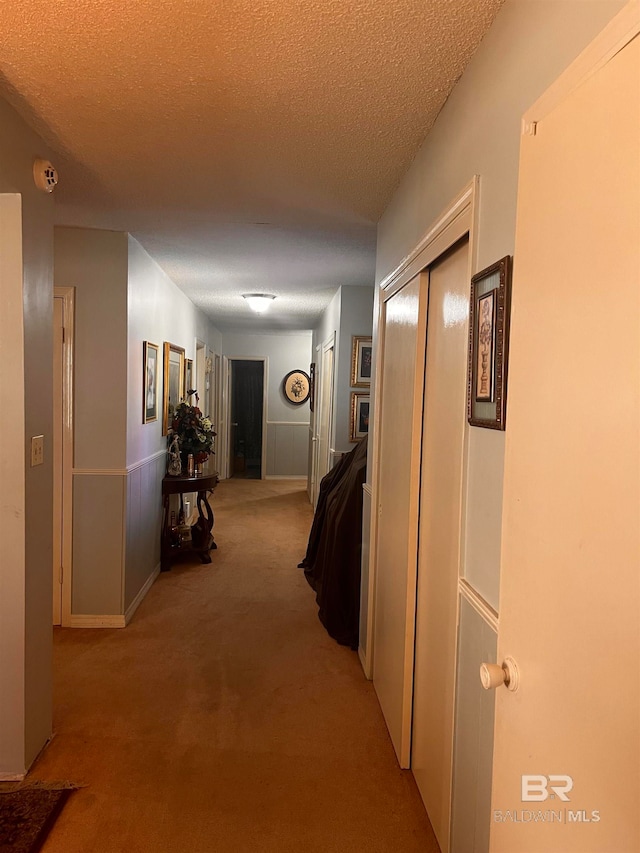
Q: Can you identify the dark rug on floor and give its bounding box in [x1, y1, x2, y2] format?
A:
[0, 787, 73, 853]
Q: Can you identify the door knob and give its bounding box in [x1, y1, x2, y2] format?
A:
[480, 657, 519, 692]
[231, 422, 238, 426]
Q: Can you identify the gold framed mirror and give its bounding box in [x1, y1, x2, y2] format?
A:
[162, 342, 185, 435]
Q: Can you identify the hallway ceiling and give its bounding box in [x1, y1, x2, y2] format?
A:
[0, 0, 502, 330]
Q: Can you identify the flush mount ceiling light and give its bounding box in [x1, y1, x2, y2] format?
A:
[243, 293, 276, 314]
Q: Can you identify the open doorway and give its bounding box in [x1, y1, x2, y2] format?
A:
[229, 359, 265, 479]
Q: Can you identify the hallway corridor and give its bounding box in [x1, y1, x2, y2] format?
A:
[34, 479, 438, 852]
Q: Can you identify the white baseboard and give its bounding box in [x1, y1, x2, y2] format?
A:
[125, 564, 160, 625]
[0, 735, 54, 781]
[68, 614, 126, 628]
[67, 565, 160, 629]
[0, 771, 25, 781]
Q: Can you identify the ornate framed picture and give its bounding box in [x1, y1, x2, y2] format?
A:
[282, 369, 310, 405]
[467, 256, 512, 430]
[350, 392, 370, 442]
[351, 336, 372, 387]
[143, 341, 159, 423]
[163, 342, 185, 435]
[184, 358, 193, 397]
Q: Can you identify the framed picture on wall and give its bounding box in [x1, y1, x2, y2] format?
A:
[184, 358, 193, 398]
[351, 336, 372, 387]
[467, 255, 512, 430]
[350, 392, 370, 442]
[309, 362, 316, 412]
[143, 341, 159, 423]
[282, 369, 310, 405]
[162, 341, 185, 435]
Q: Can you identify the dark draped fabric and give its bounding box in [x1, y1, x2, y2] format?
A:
[300, 436, 367, 649]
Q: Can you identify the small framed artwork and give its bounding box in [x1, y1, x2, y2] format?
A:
[283, 369, 310, 405]
[184, 358, 193, 397]
[309, 362, 316, 412]
[351, 336, 372, 387]
[143, 341, 159, 423]
[350, 392, 370, 442]
[467, 256, 512, 430]
[163, 342, 185, 435]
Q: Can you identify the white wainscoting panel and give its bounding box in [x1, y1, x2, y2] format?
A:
[72, 473, 125, 615]
[450, 597, 497, 853]
[265, 421, 309, 477]
[71, 451, 165, 624]
[124, 452, 165, 611]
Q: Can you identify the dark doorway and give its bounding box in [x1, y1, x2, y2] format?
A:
[230, 360, 264, 479]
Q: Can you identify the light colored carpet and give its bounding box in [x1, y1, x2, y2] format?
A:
[34, 479, 439, 852]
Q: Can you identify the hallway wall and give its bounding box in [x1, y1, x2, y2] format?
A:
[221, 330, 312, 477]
[126, 237, 222, 608]
[53, 228, 223, 622]
[55, 228, 130, 619]
[373, 0, 627, 616]
[365, 0, 628, 647]
[127, 236, 222, 469]
[312, 285, 374, 460]
[366, 0, 627, 843]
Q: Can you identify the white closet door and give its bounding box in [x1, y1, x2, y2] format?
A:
[412, 239, 469, 852]
[373, 272, 428, 766]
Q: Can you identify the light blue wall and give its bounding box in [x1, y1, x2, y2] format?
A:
[336, 286, 374, 452]
[221, 330, 312, 422]
[367, 2, 627, 844]
[127, 236, 222, 469]
[222, 330, 312, 477]
[374, 0, 627, 615]
[312, 286, 374, 455]
[54, 229, 223, 617]
[55, 228, 129, 469]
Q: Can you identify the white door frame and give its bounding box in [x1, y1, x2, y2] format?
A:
[312, 332, 335, 506]
[0, 194, 27, 778]
[53, 286, 75, 627]
[213, 352, 222, 464]
[219, 356, 230, 479]
[365, 178, 479, 692]
[206, 349, 220, 457]
[308, 342, 321, 502]
[223, 356, 268, 480]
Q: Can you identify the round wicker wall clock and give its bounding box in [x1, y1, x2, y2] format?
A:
[282, 369, 310, 405]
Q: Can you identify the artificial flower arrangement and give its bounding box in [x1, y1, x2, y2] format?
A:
[170, 397, 216, 463]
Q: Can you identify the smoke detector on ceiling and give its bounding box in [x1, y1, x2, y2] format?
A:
[33, 159, 59, 193]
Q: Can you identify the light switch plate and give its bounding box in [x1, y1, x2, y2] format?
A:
[31, 435, 44, 467]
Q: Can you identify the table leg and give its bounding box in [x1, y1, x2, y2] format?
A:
[161, 493, 172, 571]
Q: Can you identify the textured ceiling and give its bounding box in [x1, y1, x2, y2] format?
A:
[0, 0, 503, 330]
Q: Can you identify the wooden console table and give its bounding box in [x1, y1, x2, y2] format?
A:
[161, 471, 219, 571]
